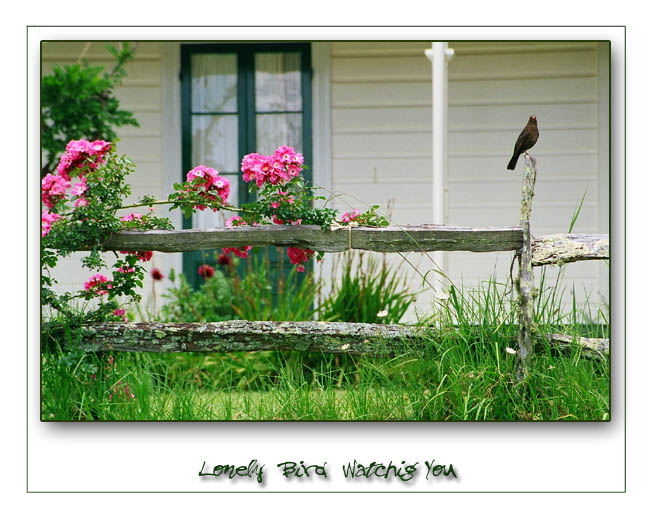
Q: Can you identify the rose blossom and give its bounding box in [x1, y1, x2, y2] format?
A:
[185, 165, 230, 211]
[217, 253, 232, 266]
[241, 145, 304, 188]
[120, 212, 142, 222]
[56, 139, 111, 180]
[340, 209, 361, 223]
[41, 173, 70, 209]
[57, 139, 111, 177]
[113, 308, 128, 322]
[287, 247, 315, 272]
[41, 210, 60, 237]
[71, 177, 88, 196]
[198, 264, 215, 279]
[222, 247, 251, 259]
[120, 250, 154, 262]
[84, 274, 113, 296]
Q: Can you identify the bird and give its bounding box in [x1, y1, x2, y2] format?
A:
[507, 116, 539, 170]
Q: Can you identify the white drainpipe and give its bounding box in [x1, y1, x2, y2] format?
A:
[425, 42, 454, 289]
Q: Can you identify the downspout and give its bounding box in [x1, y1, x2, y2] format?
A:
[425, 42, 454, 288]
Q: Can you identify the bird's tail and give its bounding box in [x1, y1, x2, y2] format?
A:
[507, 154, 519, 170]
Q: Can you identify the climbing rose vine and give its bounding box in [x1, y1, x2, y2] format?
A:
[41, 139, 173, 323]
[217, 145, 387, 271]
[42, 140, 388, 323]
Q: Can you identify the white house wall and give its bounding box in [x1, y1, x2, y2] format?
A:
[447, 41, 606, 314]
[330, 41, 608, 320]
[329, 41, 438, 320]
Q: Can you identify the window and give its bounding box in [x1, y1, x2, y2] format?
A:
[180, 43, 312, 287]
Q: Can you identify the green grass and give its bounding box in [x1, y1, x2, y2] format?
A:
[41, 271, 609, 422]
[40, 346, 609, 421]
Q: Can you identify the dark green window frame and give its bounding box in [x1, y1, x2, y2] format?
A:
[180, 42, 313, 287]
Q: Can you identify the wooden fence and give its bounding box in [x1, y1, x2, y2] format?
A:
[54, 157, 610, 380]
[99, 224, 606, 262]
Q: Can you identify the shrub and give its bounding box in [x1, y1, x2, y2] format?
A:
[160, 267, 236, 323]
[41, 43, 139, 177]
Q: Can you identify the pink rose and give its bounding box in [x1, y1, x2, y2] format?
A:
[41, 173, 70, 209]
[120, 212, 143, 222]
[41, 210, 60, 237]
[71, 178, 88, 196]
[84, 273, 113, 296]
[184, 165, 231, 211]
[241, 146, 304, 188]
[340, 209, 361, 223]
[56, 139, 111, 179]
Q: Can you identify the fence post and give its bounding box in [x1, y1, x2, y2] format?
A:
[516, 155, 537, 382]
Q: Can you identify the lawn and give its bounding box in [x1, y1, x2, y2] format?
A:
[41, 270, 610, 422]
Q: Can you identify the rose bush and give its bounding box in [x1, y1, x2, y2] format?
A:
[42, 140, 388, 324]
[41, 139, 173, 323]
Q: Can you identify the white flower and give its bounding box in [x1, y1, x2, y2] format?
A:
[376, 310, 388, 318]
[505, 347, 517, 355]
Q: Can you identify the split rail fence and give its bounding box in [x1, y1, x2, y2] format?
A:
[61, 157, 610, 380]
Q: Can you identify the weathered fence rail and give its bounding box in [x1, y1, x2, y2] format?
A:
[66, 321, 609, 359]
[98, 225, 608, 267]
[71, 321, 422, 355]
[531, 234, 609, 266]
[102, 224, 524, 253]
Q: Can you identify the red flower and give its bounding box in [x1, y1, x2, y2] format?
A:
[287, 247, 315, 269]
[222, 246, 251, 259]
[217, 253, 232, 266]
[120, 250, 154, 262]
[151, 268, 164, 281]
[198, 264, 215, 279]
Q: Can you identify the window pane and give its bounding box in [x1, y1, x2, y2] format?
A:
[256, 113, 302, 156]
[255, 53, 302, 112]
[192, 115, 239, 172]
[191, 54, 238, 113]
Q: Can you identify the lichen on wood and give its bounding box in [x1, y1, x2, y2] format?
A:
[532, 234, 609, 266]
[543, 333, 609, 359]
[63, 320, 609, 360]
[77, 320, 425, 355]
[516, 155, 537, 382]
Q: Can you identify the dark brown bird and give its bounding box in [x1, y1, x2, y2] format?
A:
[507, 116, 539, 170]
